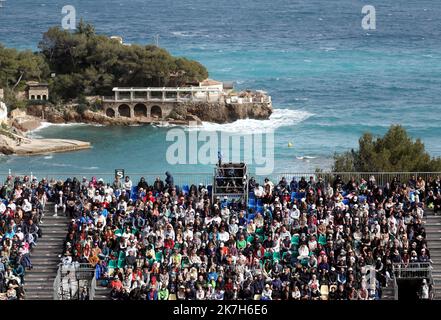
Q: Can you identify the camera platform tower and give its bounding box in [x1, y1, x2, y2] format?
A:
[212, 162, 248, 204]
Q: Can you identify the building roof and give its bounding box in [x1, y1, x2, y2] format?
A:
[223, 81, 234, 89]
[200, 78, 223, 87]
[26, 81, 48, 88]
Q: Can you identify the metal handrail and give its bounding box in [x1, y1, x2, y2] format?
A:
[54, 263, 96, 300]
[393, 273, 399, 300]
[393, 262, 432, 279]
[3, 171, 441, 183]
[90, 275, 97, 300]
[53, 266, 61, 300]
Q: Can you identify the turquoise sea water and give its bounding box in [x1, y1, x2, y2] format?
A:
[0, 0, 441, 175]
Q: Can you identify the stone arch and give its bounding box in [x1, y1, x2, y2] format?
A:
[31, 95, 35, 100]
[134, 103, 147, 117]
[106, 108, 116, 118]
[43, 95, 47, 100]
[118, 104, 131, 117]
[151, 105, 162, 119]
[37, 95, 41, 100]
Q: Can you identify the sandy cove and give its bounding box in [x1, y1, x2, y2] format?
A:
[0, 110, 91, 156]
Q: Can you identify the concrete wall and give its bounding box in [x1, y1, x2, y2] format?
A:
[102, 101, 174, 120]
[28, 88, 49, 100]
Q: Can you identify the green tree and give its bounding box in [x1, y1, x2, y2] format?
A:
[0, 45, 48, 90]
[38, 21, 209, 101]
[333, 125, 441, 172]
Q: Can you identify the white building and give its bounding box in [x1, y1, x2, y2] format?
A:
[0, 101, 7, 124]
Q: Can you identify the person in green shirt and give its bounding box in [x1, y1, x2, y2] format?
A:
[237, 234, 247, 250]
[158, 283, 169, 300]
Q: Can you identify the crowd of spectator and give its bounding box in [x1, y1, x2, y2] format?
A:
[2, 172, 440, 300]
[55, 173, 439, 300]
[0, 175, 44, 300]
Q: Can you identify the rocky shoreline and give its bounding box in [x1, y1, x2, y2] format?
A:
[0, 109, 91, 156]
[0, 101, 272, 156]
[23, 101, 272, 127]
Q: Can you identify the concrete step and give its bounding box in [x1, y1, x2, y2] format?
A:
[26, 289, 54, 294]
[24, 278, 56, 283]
[30, 257, 60, 262]
[25, 295, 54, 300]
[41, 216, 70, 220]
[31, 245, 64, 251]
[37, 233, 67, 241]
[40, 223, 67, 228]
[24, 279, 56, 285]
[428, 252, 441, 258]
[93, 287, 110, 300]
[25, 268, 59, 274]
[426, 244, 441, 249]
[31, 254, 62, 259]
[24, 203, 67, 301]
[31, 250, 61, 255]
[39, 230, 69, 235]
[24, 284, 55, 290]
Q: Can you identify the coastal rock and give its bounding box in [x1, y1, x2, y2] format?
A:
[0, 126, 91, 155]
[8, 108, 42, 132]
[11, 117, 41, 132]
[10, 108, 27, 118]
[184, 101, 272, 123]
[46, 113, 65, 124]
[82, 110, 111, 124]
[64, 110, 82, 122]
[21, 100, 272, 127]
[0, 135, 15, 155]
[26, 105, 45, 117]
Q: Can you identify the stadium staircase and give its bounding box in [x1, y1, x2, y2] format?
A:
[381, 284, 395, 300]
[425, 210, 441, 299]
[24, 202, 69, 300]
[93, 286, 111, 300]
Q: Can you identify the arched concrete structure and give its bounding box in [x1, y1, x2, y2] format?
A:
[106, 108, 116, 118]
[101, 101, 174, 121]
[134, 103, 148, 117]
[118, 104, 131, 117]
[150, 105, 162, 119]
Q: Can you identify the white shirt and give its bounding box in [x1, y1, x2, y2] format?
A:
[0, 202, 6, 214]
[290, 208, 300, 220]
[254, 186, 264, 197]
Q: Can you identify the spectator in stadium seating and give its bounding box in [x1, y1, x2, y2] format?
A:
[0, 175, 45, 300]
[3, 171, 437, 301]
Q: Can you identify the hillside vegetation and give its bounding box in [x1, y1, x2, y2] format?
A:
[0, 20, 208, 105]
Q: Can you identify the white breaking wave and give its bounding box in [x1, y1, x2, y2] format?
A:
[296, 156, 318, 160]
[186, 108, 313, 134]
[30, 122, 90, 133]
[320, 47, 337, 52]
[28, 122, 103, 138]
